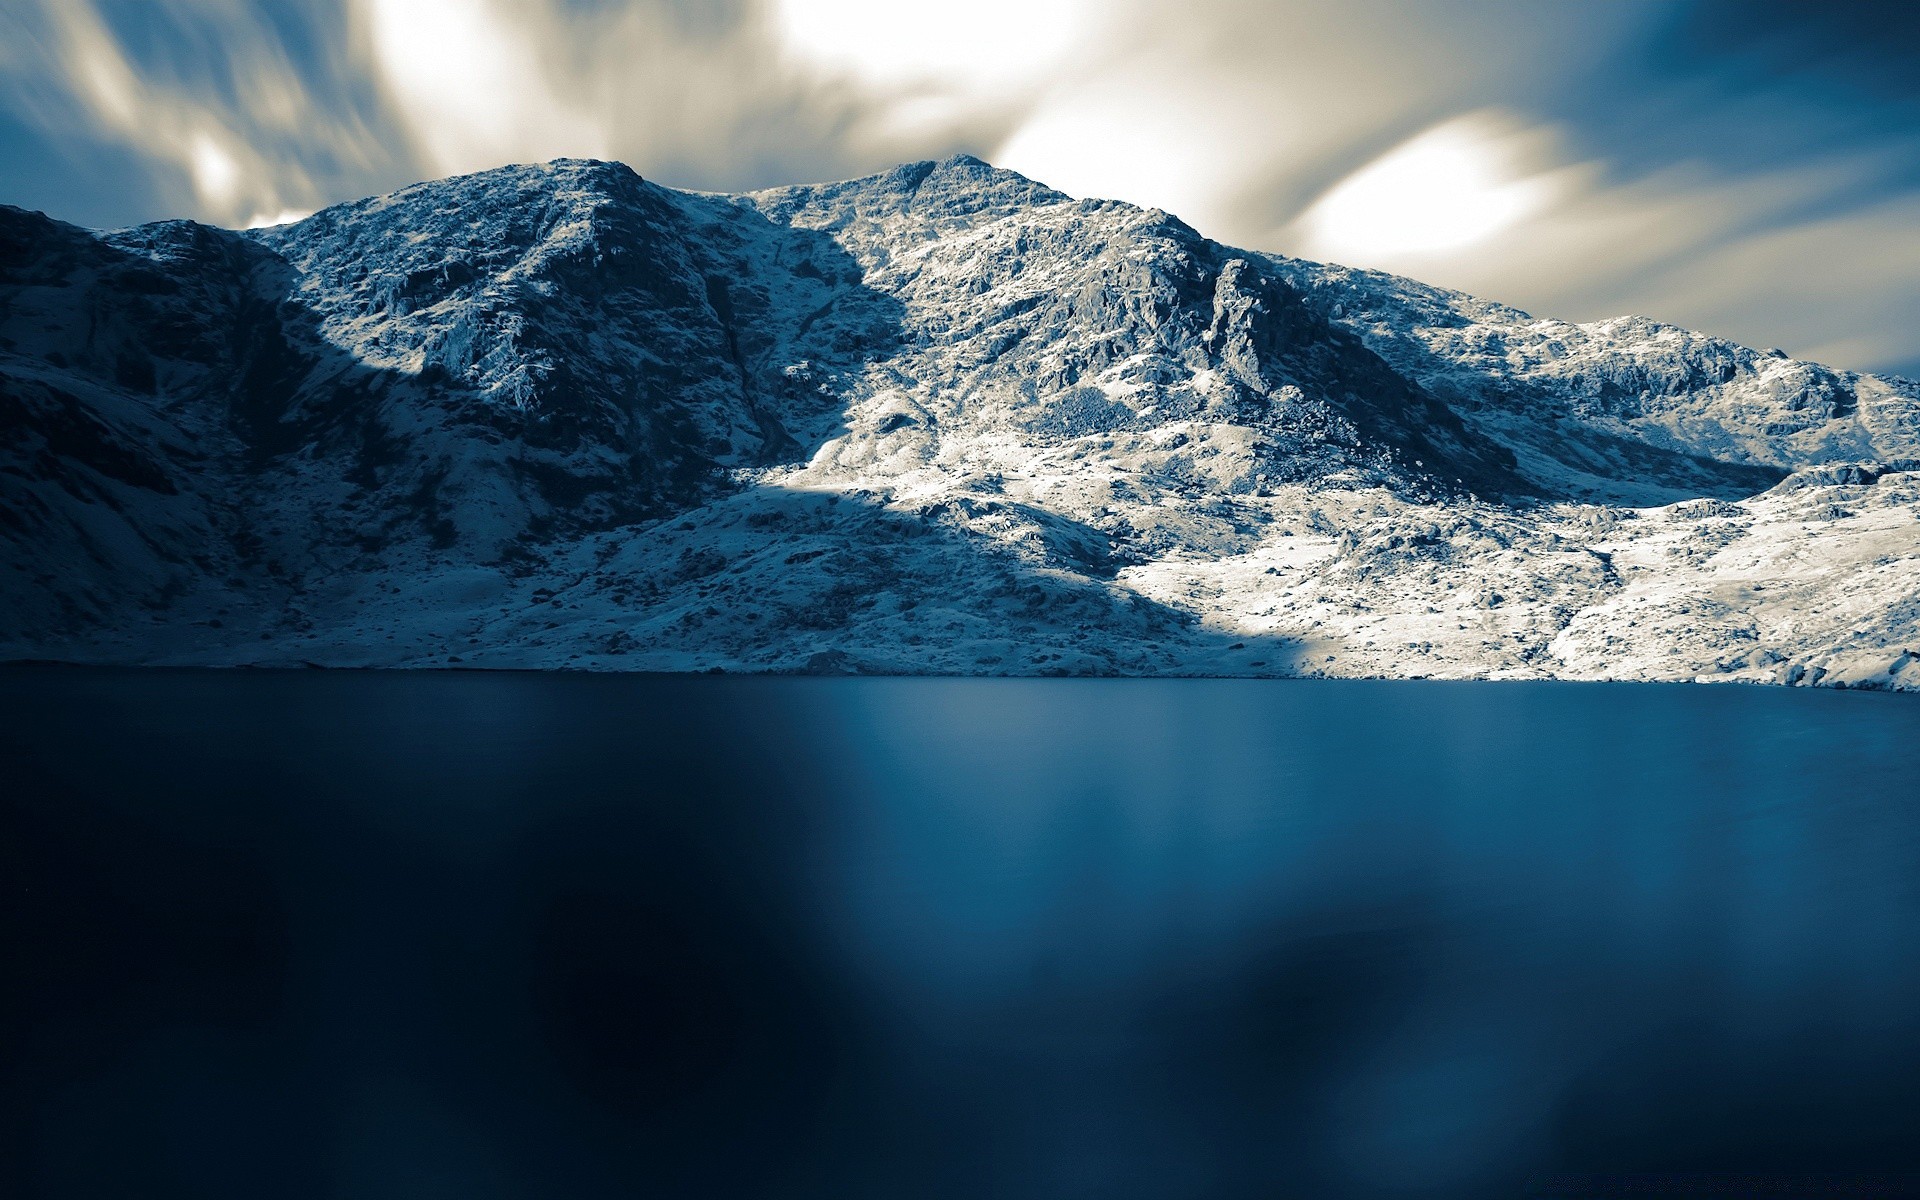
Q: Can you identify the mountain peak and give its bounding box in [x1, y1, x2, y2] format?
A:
[745, 153, 1069, 240]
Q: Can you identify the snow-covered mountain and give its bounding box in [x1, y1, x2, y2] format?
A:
[3, 155, 1916, 686]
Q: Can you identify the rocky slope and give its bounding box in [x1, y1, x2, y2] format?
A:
[2, 155, 1916, 687]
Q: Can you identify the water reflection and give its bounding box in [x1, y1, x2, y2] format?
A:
[4, 671, 1917, 1198]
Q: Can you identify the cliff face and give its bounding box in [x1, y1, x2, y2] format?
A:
[3, 156, 1916, 686]
[1268, 258, 1918, 503]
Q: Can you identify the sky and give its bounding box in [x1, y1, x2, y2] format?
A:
[1, 0, 1916, 377]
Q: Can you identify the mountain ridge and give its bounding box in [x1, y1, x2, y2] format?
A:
[3, 155, 1916, 687]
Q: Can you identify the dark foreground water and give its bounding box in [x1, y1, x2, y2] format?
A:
[4, 670, 1919, 1200]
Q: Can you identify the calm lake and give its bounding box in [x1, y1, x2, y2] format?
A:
[4, 669, 1919, 1199]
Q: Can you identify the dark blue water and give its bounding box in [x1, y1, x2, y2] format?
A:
[4, 670, 1918, 1200]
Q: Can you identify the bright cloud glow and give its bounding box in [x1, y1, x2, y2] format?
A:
[993, 56, 1283, 232]
[771, 0, 1091, 92]
[1289, 113, 1568, 266]
[245, 207, 315, 230]
[356, 0, 608, 179]
[61, 14, 281, 221]
[188, 133, 242, 211]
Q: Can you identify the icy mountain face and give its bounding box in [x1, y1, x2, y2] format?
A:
[746, 158, 1524, 500]
[1268, 258, 1920, 504]
[3, 155, 1917, 687]
[0, 208, 281, 636]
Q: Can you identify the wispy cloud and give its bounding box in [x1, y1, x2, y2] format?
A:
[0, 0, 1912, 375]
[343, 0, 1030, 196]
[978, 0, 1920, 374]
[0, 0, 402, 227]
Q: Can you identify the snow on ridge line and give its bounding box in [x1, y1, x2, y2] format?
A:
[0, 157, 1914, 686]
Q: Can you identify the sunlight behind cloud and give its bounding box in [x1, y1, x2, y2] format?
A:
[993, 71, 1257, 231]
[341, 0, 1001, 199]
[355, 0, 608, 179]
[30, 1, 314, 224]
[1289, 113, 1568, 266]
[188, 133, 242, 212]
[989, 40, 1315, 235]
[245, 208, 315, 230]
[771, 0, 1091, 92]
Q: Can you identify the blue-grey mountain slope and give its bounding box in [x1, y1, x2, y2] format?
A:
[2, 156, 1916, 686]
